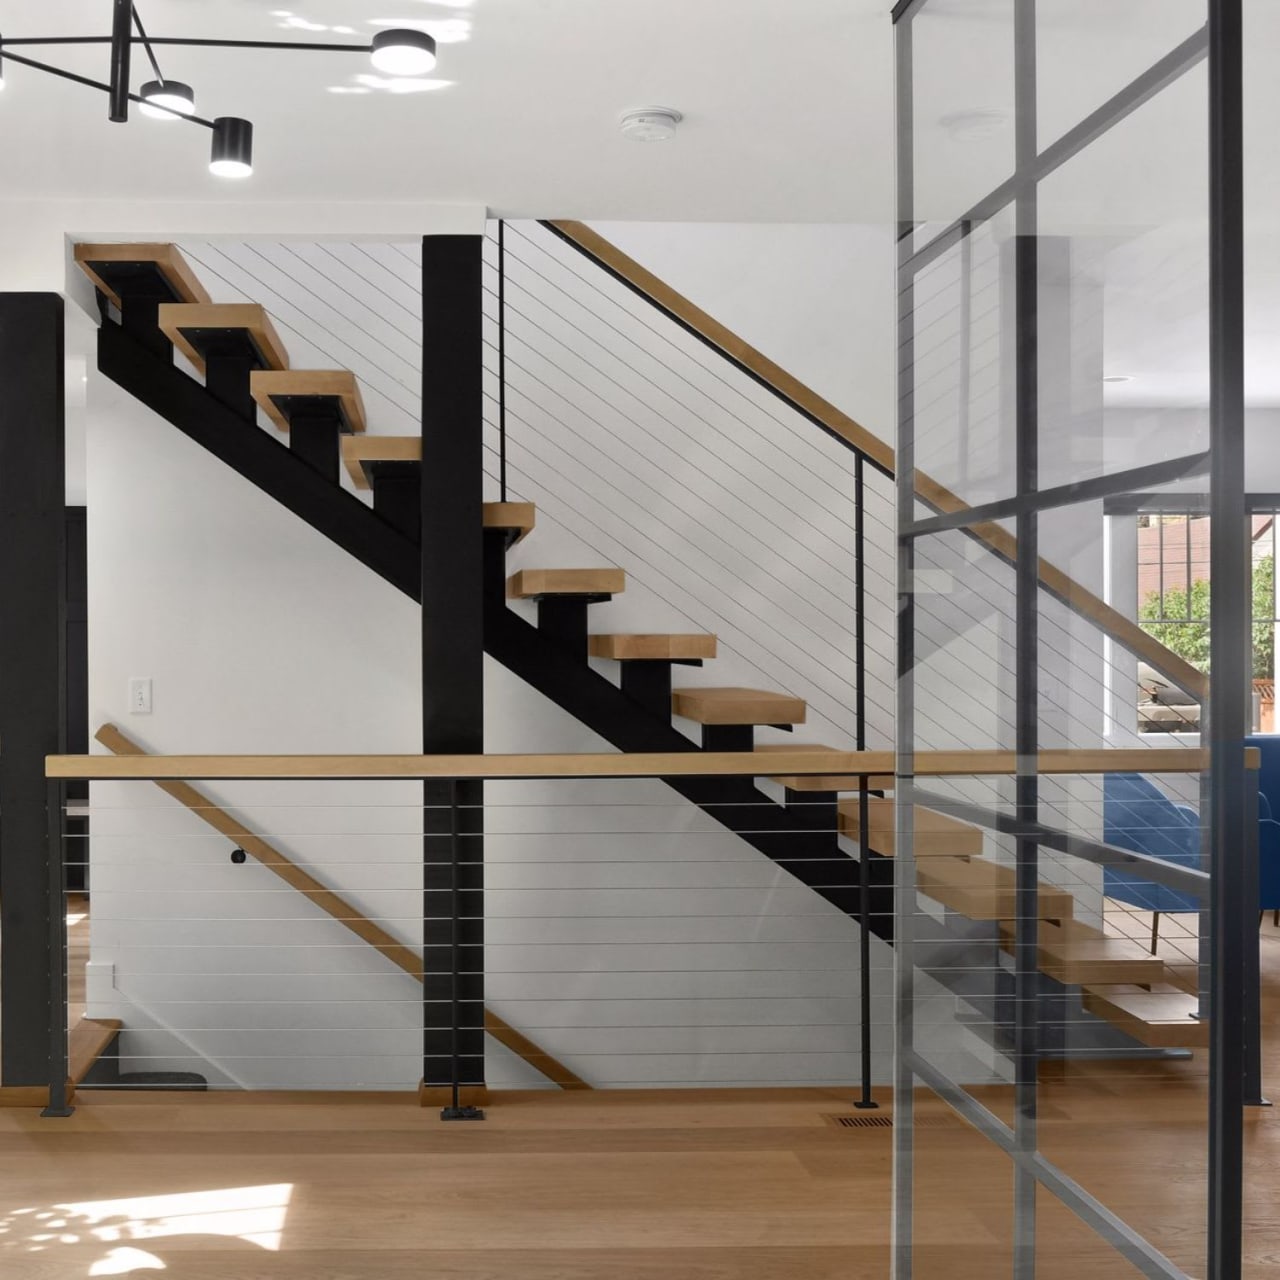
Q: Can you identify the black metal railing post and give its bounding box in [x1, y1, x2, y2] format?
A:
[856, 775, 877, 1110]
[498, 219, 508, 503]
[1208, 0, 1248, 1273]
[853, 454, 877, 1109]
[41, 778, 73, 1118]
[441, 777, 483, 1121]
[855, 454, 866, 754]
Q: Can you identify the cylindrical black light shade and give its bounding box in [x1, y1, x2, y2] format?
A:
[210, 116, 253, 178]
[139, 79, 195, 120]
[370, 29, 437, 76]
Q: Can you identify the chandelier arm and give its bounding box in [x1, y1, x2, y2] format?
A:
[0, 35, 372, 53]
[0, 48, 216, 127]
[131, 6, 166, 85]
[142, 38, 372, 52]
[0, 38, 115, 46]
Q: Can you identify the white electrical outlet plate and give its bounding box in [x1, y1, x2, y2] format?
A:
[128, 677, 153, 715]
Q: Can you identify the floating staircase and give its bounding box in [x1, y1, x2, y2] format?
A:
[77, 241, 1207, 1066]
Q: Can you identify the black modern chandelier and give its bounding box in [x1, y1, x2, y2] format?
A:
[0, 1, 441, 178]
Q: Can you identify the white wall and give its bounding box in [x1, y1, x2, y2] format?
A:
[589, 222, 897, 443]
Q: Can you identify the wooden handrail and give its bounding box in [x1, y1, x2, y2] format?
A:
[546, 220, 1209, 704]
[60, 742, 896, 781]
[54, 731, 1252, 780]
[92, 724, 589, 1092]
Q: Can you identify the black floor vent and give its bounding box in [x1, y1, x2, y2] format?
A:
[823, 1111, 957, 1130]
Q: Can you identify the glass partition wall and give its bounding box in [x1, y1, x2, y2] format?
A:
[893, 3, 1250, 1278]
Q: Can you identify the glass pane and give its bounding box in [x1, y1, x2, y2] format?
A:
[1036, 63, 1210, 494]
[910, 207, 1017, 508]
[1036, 0, 1206, 149]
[908, 1110, 1015, 1278]
[911, 1, 1016, 233]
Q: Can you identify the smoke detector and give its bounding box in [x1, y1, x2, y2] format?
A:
[619, 106, 683, 142]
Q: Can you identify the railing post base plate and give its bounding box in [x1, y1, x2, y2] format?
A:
[440, 1105, 485, 1122]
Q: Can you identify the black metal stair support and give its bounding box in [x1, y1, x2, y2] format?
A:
[701, 724, 759, 752]
[187, 335, 262, 419]
[369, 460, 422, 541]
[96, 318, 895, 942]
[780, 786, 840, 850]
[261, 395, 351, 485]
[619, 658, 703, 721]
[486, 593, 895, 938]
[81, 260, 180, 362]
[97, 322, 419, 599]
[536, 592, 612, 656]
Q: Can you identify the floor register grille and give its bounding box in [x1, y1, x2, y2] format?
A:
[823, 1112, 959, 1130]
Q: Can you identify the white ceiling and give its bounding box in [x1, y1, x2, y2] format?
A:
[0, 0, 895, 221]
[11, 1, 1280, 414]
[2, 2, 1275, 227]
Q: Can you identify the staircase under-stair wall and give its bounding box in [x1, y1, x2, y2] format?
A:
[69, 229, 1207, 1096]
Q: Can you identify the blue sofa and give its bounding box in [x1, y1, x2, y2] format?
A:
[1103, 758, 1280, 951]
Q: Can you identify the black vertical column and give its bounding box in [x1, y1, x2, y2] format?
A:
[0, 294, 67, 1086]
[420, 237, 485, 1089]
[1207, 0, 1247, 1275]
[1011, 3, 1040, 1275]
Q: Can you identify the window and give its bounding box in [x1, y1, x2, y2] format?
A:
[1134, 509, 1278, 732]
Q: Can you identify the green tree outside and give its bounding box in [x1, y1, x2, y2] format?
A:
[1138, 553, 1274, 679]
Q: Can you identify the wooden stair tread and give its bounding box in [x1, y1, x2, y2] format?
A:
[508, 568, 625, 598]
[250, 370, 367, 434]
[68, 1016, 123, 1085]
[671, 687, 806, 726]
[75, 242, 211, 308]
[484, 502, 536, 544]
[999, 918, 1166, 986]
[1082, 983, 1208, 1047]
[915, 856, 1075, 921]
[341, 436, 420, 489]
[589, 634, 717, 661]
[158, 302, 290, 376]
[756, 743, 894, 792]
[838, 796, 983, 857]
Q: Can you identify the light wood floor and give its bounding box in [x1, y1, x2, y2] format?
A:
[1, 923, 1277, 1278]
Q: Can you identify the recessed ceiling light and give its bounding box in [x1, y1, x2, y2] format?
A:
[619, 107, 683, 143]
[1103, 374, 1136, 384]
[939, 109, 1009, 142]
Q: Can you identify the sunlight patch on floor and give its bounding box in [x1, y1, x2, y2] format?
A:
[0, 1183, 293, 1271]
[88, 1245, 166, 1274]
[58, 1183, 294, 1252]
